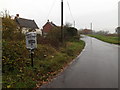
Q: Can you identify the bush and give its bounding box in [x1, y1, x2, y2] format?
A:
[2, 17, 17, 40]
[34, 44, 57, 60]
[37, 27, 62, 48]
[2, 40, 29, 73]
[37, 26, 79, 48]
[64, 27, 78, 41]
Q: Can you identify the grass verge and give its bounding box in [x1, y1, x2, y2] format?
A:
[88, 34, 120, 45]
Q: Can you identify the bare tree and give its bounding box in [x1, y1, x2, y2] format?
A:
[65, 22, 72, 27]
[0, 10, 11, 18]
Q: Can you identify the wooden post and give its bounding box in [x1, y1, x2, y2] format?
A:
[31, 49, 34, 67]
[74, 21, 75, 27]
[61, 0, 64, 43]
[91, 22, 92, 30]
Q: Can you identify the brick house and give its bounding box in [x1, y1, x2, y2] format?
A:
[42, 20, 57, 36]
[81, 29, 92, 34]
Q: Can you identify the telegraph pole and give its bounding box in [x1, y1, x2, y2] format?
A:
[90, 22, 92, 30]
[74, 21, 75, 27]
[61, 0, 64, 43]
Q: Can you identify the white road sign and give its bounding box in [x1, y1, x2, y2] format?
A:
[26, 32, 37, 50]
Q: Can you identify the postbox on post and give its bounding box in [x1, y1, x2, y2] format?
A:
[26, 32, 37, 67]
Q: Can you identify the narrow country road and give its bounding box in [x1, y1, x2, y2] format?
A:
[40, 35, 119, 88]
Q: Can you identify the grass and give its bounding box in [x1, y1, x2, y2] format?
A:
[88, 34, 120, 45]
[2, 40, 85, 88]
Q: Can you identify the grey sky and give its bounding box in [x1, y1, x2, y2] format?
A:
[0, 0, 119, 33]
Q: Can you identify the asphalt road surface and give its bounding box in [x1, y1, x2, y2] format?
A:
[41, 35, 119, 88]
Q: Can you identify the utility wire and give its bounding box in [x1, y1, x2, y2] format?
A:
[67, 1, 74, 22]
[46, 0, 57, 20]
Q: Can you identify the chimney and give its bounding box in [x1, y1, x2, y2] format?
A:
[16, 14, 19, 18]
[47, 19, 49, 22]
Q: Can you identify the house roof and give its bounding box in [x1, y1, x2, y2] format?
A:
[49, 22, 57, 27]
[15, 18, 39, 29]
[43, 21, 57, 28]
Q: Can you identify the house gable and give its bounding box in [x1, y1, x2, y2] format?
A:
[43, 20, 57, 33]
[15, 17, 39, 30]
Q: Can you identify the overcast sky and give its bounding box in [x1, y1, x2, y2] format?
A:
[0, 0, 119, 33]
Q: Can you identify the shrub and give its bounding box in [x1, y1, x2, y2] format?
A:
[37, 27, 61, 48]
[2, 17, 17, 40]
[34, 44, 57, 60]
[2, 40, 29, 73]
[64, 27, 78, 41]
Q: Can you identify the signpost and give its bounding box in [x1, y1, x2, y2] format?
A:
[26, 32, 37, 67]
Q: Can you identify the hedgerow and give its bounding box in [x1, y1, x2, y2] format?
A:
[2, 12, 85, 88]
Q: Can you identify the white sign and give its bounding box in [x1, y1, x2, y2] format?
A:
[26, 32, 37, 50]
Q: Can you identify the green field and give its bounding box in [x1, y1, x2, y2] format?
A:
[88, 34, 120, 45]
